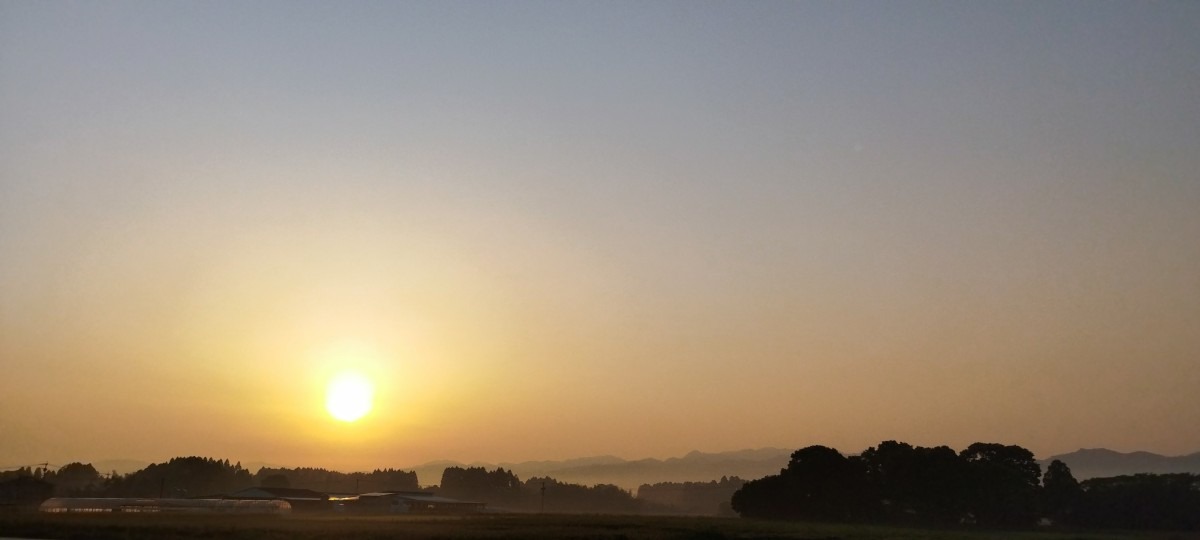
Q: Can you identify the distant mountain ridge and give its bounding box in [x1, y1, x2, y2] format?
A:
[407, 448, 793, 490]
[1041, 448, 1200, 480]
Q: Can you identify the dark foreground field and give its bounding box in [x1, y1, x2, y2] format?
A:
[1, 514, 1196, 540]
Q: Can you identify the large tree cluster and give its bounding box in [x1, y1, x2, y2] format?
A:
[253, 466, 418, 493]
[731, 441, 1200, 531]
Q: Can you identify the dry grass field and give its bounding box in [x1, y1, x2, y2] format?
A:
[2, 513, 1197, 540]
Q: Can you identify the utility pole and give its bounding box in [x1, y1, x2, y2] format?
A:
[539, 481, 546, 514]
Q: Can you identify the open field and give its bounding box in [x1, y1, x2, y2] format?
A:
[2, 514, 1197, 540]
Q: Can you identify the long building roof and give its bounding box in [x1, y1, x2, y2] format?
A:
[358, 491, 484, 505]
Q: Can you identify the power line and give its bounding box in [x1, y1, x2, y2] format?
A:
[0, 462, 61, 471]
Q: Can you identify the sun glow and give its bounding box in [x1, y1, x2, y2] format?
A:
[325, 371, 374, 422]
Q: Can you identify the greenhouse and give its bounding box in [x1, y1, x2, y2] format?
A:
[39, 497, 292, 514]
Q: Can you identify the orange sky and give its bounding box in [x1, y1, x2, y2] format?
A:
[2, 2, 1198, 473]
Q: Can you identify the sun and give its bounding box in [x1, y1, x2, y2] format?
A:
[325, 371, 374, 422]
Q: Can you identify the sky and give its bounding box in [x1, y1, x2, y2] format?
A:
[2, 1, 1199, 473]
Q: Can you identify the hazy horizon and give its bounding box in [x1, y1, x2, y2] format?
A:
[3, 1, 1198, 473]
[12, 443, 1200, 482]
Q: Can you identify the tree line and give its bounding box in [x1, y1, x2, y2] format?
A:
[3, 459, 674, 515]
[0, 458, 419, 499]
[9, 444, 1195, 529]
[637, 476, 745, 516]
[434, 467, 760, 515]
[437, 466, 644, 514]
[731, 441, 1200, 531]
[255, 466, 418, 493]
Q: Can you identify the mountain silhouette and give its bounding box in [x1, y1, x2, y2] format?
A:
[1041, 448, 1200, 479]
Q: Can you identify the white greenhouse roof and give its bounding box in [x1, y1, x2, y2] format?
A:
[39, 497, 292, 514]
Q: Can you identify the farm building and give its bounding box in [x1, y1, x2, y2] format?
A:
[350, 491, 486, 514]
[39, 497, 291, 514]
[225, 486, 330, 512]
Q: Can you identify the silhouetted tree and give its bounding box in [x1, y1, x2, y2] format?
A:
[525, 476, 642, 514]
[439, 467, 522, 507]
[959, 443, 1041, 528]
[1040, 459, 1082, 525]
[0, 466, 37, 482]
[860, 441, 969, 524]
[731, 473, 792, 519]
[103, 457, 253, 497]
[0, 476, 54, 507]
[253, 467, 417, 493]
[637, 476, 745, 515]
[1075, 473, 1200, 531]
[260, 473, 291, 489]
[44, 462, 103, 496]
[732, 440, 1085, 529]
[730, 445, 876, 521]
